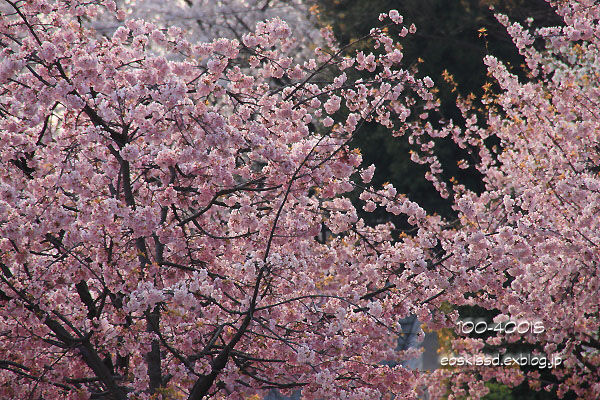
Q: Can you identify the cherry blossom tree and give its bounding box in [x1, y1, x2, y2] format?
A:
[0, 1, 439, 399]
[419, 1, 600, 398]
[1, 0, 599, 399]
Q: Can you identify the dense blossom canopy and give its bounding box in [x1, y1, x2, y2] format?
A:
[0, 1, 437, 399]
[0, 0, 598, 399]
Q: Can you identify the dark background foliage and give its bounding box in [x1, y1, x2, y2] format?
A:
[315, 0, 562, 222]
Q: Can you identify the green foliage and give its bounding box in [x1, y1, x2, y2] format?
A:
[483, 382, 515, 400]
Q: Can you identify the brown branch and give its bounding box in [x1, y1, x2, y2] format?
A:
[187, 265, 267, 400]
[0, 273, 127, 399]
